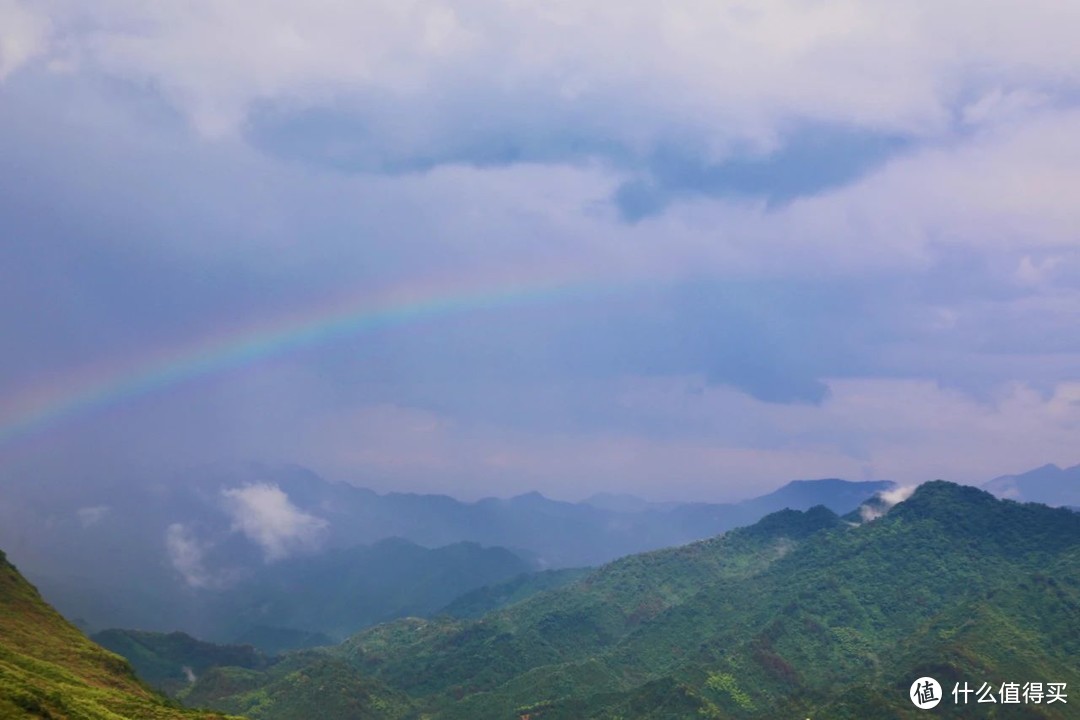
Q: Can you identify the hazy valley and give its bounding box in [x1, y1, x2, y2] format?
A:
[3, 469, 1080, 718]
[0, 463, 895, 649]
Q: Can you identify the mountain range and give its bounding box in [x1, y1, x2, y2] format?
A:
[983, 462, 1080, 508]
[193, 538, 536, 647]
[88, 481, 1080, 719]
[0, 463, 894, 647]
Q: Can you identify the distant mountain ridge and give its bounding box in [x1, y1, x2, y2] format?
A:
[1, 462, 893, 646]
[199, 537, 534, 643]
[983, 462, 1080, 507]
[161, 481, 1080, 719]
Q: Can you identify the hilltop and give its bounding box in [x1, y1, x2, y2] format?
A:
[0, 548, 242, 720]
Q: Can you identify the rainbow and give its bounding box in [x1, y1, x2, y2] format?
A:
[0, 271, 619, 449]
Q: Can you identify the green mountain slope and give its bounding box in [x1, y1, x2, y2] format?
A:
[438, 568, 592, 620]
[98, 483, 1080, 718]
[178, 652, 415, 720]
[167, 482, 1079, 719]
[337, 505, 843, 703]
[92, 630, 272, 696]
[0, 549, 241, 720]
[172, 505, 839, 716]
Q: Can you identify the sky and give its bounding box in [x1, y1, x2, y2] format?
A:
[2, 0, 1080, 502]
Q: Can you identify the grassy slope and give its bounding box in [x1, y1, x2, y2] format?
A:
[0, 549, 240, 720]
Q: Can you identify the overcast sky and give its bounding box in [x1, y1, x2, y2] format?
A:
[2, 1, 1080, 502]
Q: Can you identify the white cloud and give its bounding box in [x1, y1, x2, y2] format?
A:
[3, 1, 1080, 507]
[6, 4, 1080, 281]
[221, 483, 327, 561]
[879, 485, 918, 506]
[961, 88, 1050, 129]
[0, 0, 50, 79]
[648, 107, 1080, 280]
[76, 504, 109, 527]
[12, 1, 1080, 146]
[1014, 255, 1062, 287]
[300, 401, 868, 501]
[165, 522, 212, 588]
[294, 377, 1080, 501]
[859, 485, 918, 522]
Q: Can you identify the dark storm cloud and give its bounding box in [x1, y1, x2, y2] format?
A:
[2, 1, 1080, 498]
[614, 125, 910, 221]
[247, 104, 910, 224]
[0, 71, 883, 420]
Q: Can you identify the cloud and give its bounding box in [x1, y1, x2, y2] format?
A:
[8, 1, 1080, 204]
[0, 1, 49, 80]
[165, 523, 212, 588]
[76, 505, 109, 528]
[859, 485, 918, 522]
[2, 1, 1080, 508]
[291, 376, 1080, 501]
[879, 486, 918, 506]
[221, 483, 327, 561]
[612, 124, 910, 220]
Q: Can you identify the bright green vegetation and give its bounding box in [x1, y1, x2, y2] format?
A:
[0, 549, 241, 720]
[438, 568, 591, 619]
[92, 630, 271, 696]
[158, 482, 1079, 718]
[177, 652, 415, 720]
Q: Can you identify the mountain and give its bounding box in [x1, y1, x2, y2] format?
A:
[166, 482, 1079, 718]
[179, 653, 415, 720]
[83, 538, 534, 656]
[32, 536, 535, 655]
[201, 538, 534, 644]
[984, 462, 1080, 507]
[1, 461, 893, 640]
[92, 629, 272, 696]
[0, 548, 240, 720]
[438, 567, 592, 619]
[226, 626, 334, 657]
[581, 493, 675, 513]
[665, 477, 898, 532]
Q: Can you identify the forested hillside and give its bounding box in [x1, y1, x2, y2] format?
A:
[167, 483, 1079, 719]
